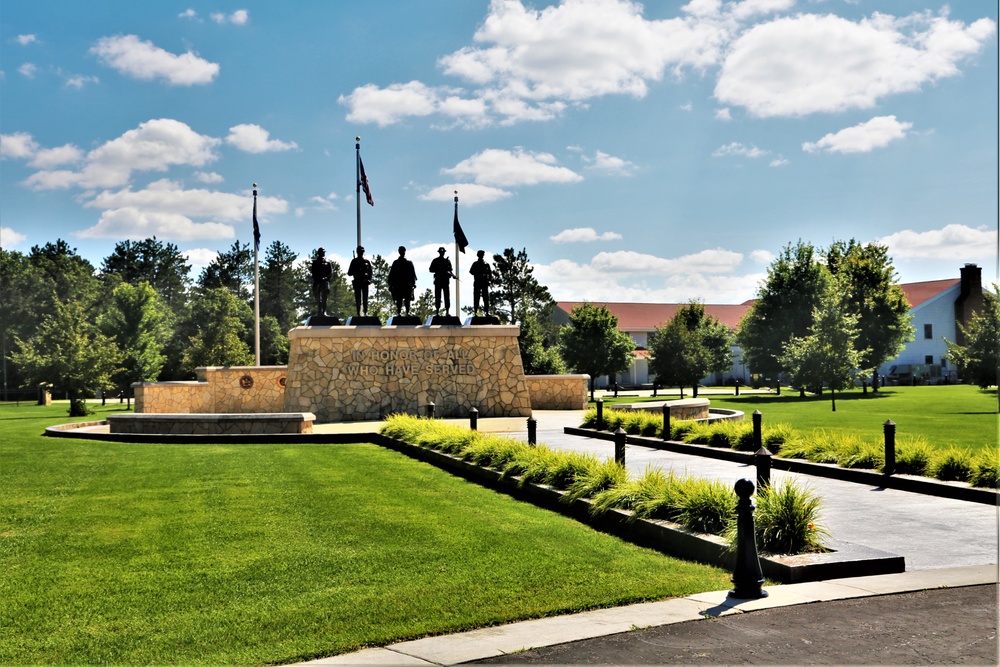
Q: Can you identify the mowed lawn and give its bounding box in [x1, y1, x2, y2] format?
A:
[611, 385, 997, 453]
[0, 404, 731, 667]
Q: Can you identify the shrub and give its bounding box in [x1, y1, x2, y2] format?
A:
[970, 449, 999, 489]
[762, 423, 796, 454]
[462, 435, 529, 469]
[890, 437, 933, 476]
[929, 447, 975, 482]
[681, 422, 714, 445]
[675, 478, 737, 535]
[747, 481, 828, 555]
[836, 435, 883, 470]
[629, 468, 687, 522]
[544, 451, 601, 490]
[590, 478, 646, 515]
[564, 460, 629, 502]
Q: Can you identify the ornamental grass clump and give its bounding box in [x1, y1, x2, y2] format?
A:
[970, 450, 999, 488]
[929, 447, 975, 482]
[564, 460, 629, 502]
[890, 437, 933, 476]
[675, 478, 737, 535]
[744, 481, 828, 555]
[462, 434, 529, 469]
[544, 451, 602, 490]
[629, 468, 688, 522]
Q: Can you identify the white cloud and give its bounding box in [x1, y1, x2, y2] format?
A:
[183, 248, 218, 270]
[419, 183, 513, 206]
[715, 11, 997, 117]
[211, 10, 249, 25]
[28, 144, 84, 168]
[18, 63, 37, 78]
[65, 74, 99, 89]
[77, 180, 288, 243]
[550, 227, 623, 243]
[225, 124, 298, 153]
[803, 115, 913, 154]
[90, 34, 219, 85]
[295, 193, 339, 217]
[750, 249, 775, 264]
[715, 107, 732, 121]
[178, 9, 197, 19]
[768, 157, 788, 167]
[16, 35, 38, 46]
[24, 118, 221, 190]
[534, 248, 761, 303]
[77, 208, 234, 241]
[712, 142, 769, 158]
[583, 150, 635, 175]
[879, 224, 998, 261]
[1, 227, 27, 247]
[194, 171, 224, 184]
[443, 148, 582, 187]
[340, 81, 439, 127]
[1, 132, 39, 160]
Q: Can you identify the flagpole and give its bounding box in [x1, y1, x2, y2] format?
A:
[454, 191, 460, 316]
[253, 183, 260, 367]
[355, 136, 361, 249]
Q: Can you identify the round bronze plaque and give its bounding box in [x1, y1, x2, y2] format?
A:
[239, 374, 254, 389]
[277, 376, 286, 388]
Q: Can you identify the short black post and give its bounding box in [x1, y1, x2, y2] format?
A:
[752, 410, 762, 450]
[662, 404, 672, 441]
[596, 399, 604, 431]
[469, 407, 478, 431]
[735, 379, 740, 396]
[754, 447, 772, 490]
[883, 419, 896, 476]
[614, 426, 627, 465]
[527, 417, 537, 445]
[730, 479, 768, 599]
[425, 402, 435, 418]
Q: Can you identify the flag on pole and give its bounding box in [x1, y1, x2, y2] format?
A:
[359, 156, 374, 206]
[454, 207, 469, 253]
[252, 189, 261, 251]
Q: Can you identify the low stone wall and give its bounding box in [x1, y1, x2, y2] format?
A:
[108, 412, 314, 435]
[134, 366, 287, 414]
[526, 374, 589, 410]
[616, 398, 711, 420]
[284, 325, 531, 422]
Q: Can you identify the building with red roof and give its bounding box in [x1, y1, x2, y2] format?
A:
[553, 264, 987, 388]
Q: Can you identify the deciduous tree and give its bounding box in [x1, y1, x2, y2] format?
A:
[649, 302, 732, 398]
[12, 299, 121, 416]
[946, 285, 999, 402]
[98, 281, 171, 393]
[182, 288, 254, 373]
[100, 237, 191, 310]
[559, 303, 635, 401]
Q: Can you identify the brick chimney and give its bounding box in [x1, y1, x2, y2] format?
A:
[954, 263, 985, 345]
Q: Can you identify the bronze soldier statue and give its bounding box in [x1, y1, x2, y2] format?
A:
[388, 246, 418, 315]
[310, 247, 333, 316]
[347, 245, 373, 316]
[429, 246, 455, 315]
[469, 250, 493, 316]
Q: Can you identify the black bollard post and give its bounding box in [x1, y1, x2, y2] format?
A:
[662, 404, 672, 441]
[735, 379, 740, 396]
[596, 399, 604, 431]
[754, 447, 772, 490]
[614, 427, 626, 465]
[469, 407, 478, 431]
[527, 417, 537, 445]
[730, 479, 768, 599]
[752, 410, 762, 450]
[426, 402, 435, 419]
[883, 419, 896, 476]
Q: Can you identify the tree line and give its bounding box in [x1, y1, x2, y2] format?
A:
[3, 236, 996, 416]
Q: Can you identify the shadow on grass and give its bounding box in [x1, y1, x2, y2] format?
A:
[713, 391, 894, 405]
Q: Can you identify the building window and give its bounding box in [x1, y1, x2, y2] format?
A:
[923, 324, 933, 339]
[925, 355, 934, 365]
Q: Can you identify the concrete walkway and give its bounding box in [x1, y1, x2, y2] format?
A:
[301, 409, 998, 665]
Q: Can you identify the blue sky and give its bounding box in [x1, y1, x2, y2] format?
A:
[2, 0, 997, 307]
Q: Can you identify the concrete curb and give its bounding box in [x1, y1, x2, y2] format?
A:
[291, 565, 997, 665]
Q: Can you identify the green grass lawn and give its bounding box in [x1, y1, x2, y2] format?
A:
[0, 404, 731, 666]
[598, 385, 998, 452]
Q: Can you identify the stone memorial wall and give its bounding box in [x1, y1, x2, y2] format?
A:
[283, 325, 532, 422]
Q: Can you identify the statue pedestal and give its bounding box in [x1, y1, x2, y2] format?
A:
[283, 324, 531, 422]
[346, 316, 382, 326]
[387, 315, 422, 326]
[465, 315, 502, 325]
[425, 315, 462, 326]
[304, 315, 342, 326]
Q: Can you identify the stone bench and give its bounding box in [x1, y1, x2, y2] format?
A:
[107, 412, 316, 435]
[613, 398, 711, 421]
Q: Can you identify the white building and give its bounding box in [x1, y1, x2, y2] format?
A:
[553, 264, 988, 388]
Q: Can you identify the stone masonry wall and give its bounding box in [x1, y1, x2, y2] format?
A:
[284, 325, 531, 422]
[525, 374, 590, 410]
[134, 366, 287, 414]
